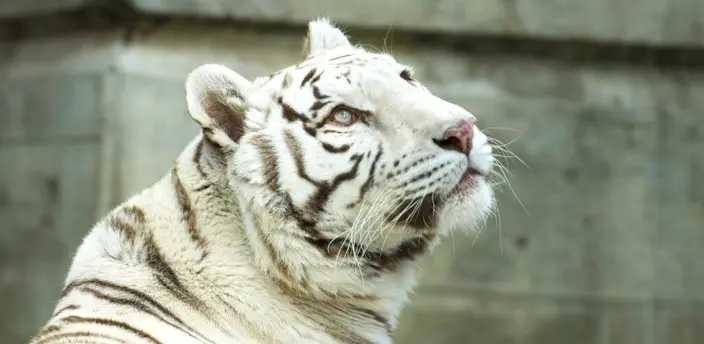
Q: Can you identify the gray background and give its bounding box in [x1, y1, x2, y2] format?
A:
[1, 1, 703, 343]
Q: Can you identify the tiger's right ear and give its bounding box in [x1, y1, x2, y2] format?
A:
[186, 64, 253, 148]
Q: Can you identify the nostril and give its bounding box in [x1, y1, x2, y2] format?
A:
[433, 137, 464, 153]
[434, 121, 474, 154]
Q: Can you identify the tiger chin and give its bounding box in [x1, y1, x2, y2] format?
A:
[30, 18, 496, 344]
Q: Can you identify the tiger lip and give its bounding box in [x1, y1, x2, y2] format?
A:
[467, 167, 482, 177]
[460, 168, 481, 183]
[448, 167, 481, 196]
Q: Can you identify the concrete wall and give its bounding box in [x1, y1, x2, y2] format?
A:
[4, 0, 703, 47]
[1, 2, 703, 343]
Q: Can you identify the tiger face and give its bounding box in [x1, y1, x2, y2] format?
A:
[186, 19, 494, 275]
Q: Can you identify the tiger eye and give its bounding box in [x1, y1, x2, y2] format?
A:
[330, 107, 356, 125]
[334, 109, 352, 123]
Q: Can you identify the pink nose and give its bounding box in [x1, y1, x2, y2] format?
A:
[435, 121, 475, 154]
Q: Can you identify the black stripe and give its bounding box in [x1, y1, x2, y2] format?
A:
[281, 101, 309, 123]
[171, 167, 208, 259]
[193, 139, 208, 179]
[312, 85, 327, 102]
[284, 129, 364, 215]
[305, 232, 434, 273]
[347, 145, 383, 209]
[285, 130, 326, 190]
[307, 153, 363, 214]
[369, 233, 435, 272]
[29, 325, 61, 343]
[282, 72, 293, 88]
[32, 331, 126, 344]
[248, 205, 296, 285]
[201, 128, 224, 148]
[61, 280, 82, 298]
[192, 139, 215, 192]
[320, 129, 348, 134]
[80, 287, 213, 344]
[303, 236, 360, 258]
[53, 304, 79, 317]
[328, 53, 355, 61]
[155, 275, 199, 308]
[310, 73, 322, 85]
[144, 235, 183, 289]
[107, 216, 136, 241]
[310, 100, 329, 112]
[250, 134, 282, 195]
[384, 193, 444, 230]
[65, 279, 231, 340]
[60, 280, 190, 336]
[193, 183, 212, 192]
[303, 124, 318, 137]
[321, 142, 350, 153]
[122, 205, 146, 223]
[300, 68, 317, 87]
[307, 308, 374, 344]
[354, 306, 391, 332]
[60, 315, 162, 344]
[143, 233, 202, 308]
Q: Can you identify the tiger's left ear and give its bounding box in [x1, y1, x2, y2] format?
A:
[303, 17, 353, 57]
[185, 64, 253, 148]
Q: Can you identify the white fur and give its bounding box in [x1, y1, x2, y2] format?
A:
[305, 18, 353, 57]
[30, 18, 497, 344]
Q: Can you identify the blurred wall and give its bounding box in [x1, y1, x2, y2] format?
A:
[1, 1, 703, 343]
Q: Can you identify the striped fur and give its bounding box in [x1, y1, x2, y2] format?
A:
[30, 18, 497, 343]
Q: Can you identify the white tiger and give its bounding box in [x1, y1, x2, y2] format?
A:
[29, 18, 496, 344]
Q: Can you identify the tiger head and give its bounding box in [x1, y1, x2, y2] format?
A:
[185, 18, 495, 299]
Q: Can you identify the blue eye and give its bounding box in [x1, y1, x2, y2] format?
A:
[330, 107, 357, 125]
[334, 109, 352, 123]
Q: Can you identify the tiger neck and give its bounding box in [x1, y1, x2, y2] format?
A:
[178, 136, 436, 336]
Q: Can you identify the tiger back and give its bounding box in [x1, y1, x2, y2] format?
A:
[29, 18, 497, 344]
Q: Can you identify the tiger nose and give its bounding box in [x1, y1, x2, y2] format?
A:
[433, 120, 475, 154]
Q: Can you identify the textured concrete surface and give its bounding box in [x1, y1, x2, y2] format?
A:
[0, 36, 110, 342]
[132, 0, 704, 47]
[2, 0, 704, 47]
[1, 9, 704, 344]
[0, 143, 101, 342]
[0, 0, 88, 18]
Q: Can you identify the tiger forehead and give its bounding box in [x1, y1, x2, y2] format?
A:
[296, 52, 401, 71]
[257, 53, 401, 87]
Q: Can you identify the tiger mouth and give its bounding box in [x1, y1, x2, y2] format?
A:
[386, 167, 482, 230]
[449, 168, 482, 195]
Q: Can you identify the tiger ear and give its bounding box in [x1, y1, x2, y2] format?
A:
[185, 64, 253, 147]
[303, 17, 352, 57]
